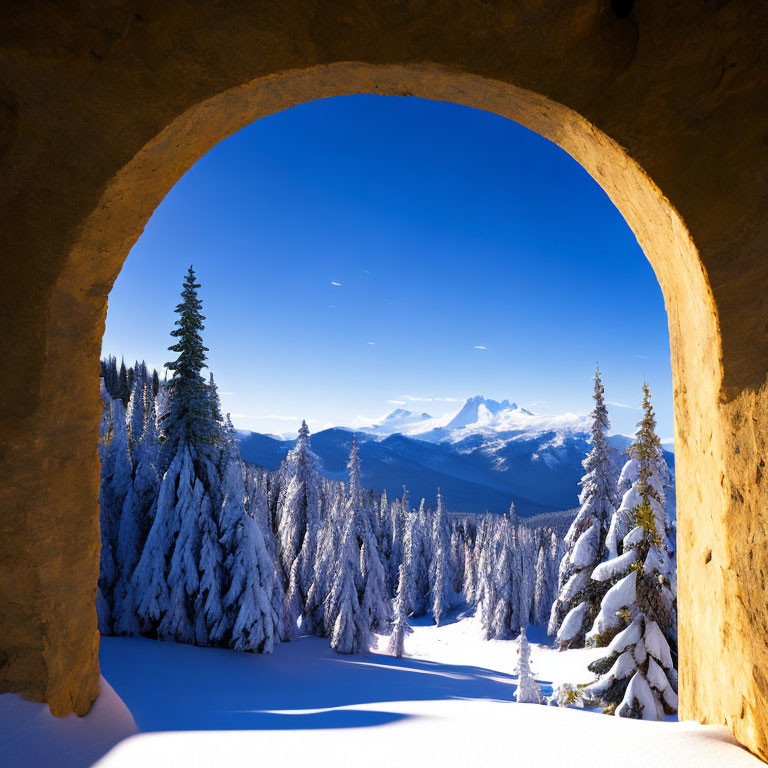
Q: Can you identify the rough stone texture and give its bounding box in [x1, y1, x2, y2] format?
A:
[0, 0, 767, 758]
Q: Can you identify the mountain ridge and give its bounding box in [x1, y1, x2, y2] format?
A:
[236, 396, 675, 518]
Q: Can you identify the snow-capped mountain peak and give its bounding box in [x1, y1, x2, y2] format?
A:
[364, 408, 435, 435]
[358, 395, 587, 442]
[384, 408, 432, 422]
[443, 395, 530, 431]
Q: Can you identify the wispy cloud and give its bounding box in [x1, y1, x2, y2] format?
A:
[264, 414, 300, 421]
[387, 400, 407, 405]
[607, 401, 640, 410]
[362, 269, 371, 274]
[474, 345, 487, 350]
[367, 341, 376, 345]
[636, 355, 648, 359]
[331, 281, 341, 286]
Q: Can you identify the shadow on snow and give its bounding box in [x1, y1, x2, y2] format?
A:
[100, 632, 535, 732]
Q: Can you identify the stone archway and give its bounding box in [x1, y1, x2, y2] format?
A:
[1, 1, 767, 760]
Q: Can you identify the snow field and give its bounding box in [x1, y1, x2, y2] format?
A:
[3, 613, 761, 768]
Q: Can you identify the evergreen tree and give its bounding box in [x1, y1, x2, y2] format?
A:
[304, 483, 343, 637]
[113, 389, 161, 635]
[515, 625, 543, 704]
[195, 467, 227, 646]
[583, 383, 677, 720]
[208, 372, 223, 425]
[325, 436, 373, 654]
[376, 490, 390, 560]
[327, 516, 370, 654]
[157, 448, 204, 643]
[131, 448, 187, 634]
[360, 498, 392, 634]
[275, 420, 322, 635]
[247, 465, 287, 640]
[97, 396, 133, 632]
[429, 489, 455, 625]
[549, 366, 619, 648]
[151, 368, 160, 398]
[387, 563, 412, 658]
[449, 527, 465, 594]
[481, 515, 517, 639]
[584, 612, 678, 719]
[532, 544, 549, 627]
[404, 500, 430, 616]
[161, 266, 214, 467]
[388, 487, 407, 591]
[118, 358, 130, 403]
[126, 377, 146, 453]
[220, 437, 280, 653]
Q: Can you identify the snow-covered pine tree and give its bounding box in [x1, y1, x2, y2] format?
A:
[429, 489, 455, 625]
[157, 446, 204, 643]
[387, 563, 412, 658]
[404, 499, 431, 616]
[304, 480, 345, 637]
[583, 383, 678, 720]
[462, 533, 478, 604]
[532, 544, 549, 627]
[219, 429, 281, 653]
[516, 525, 535, 627]
[131, 446, 188, 635]
[549, 366, 619, 648]
[98, 395, 133, 631]
[246, 465, 286, 639]
[467, 513, 492, 606]
[113, 387, 161, 635]
[584, 612, 677, 719]
[129, 266, 224, 640]
[325, 435, 375, 654]
[275, 420, 322, 637]
[388, 487, 407, 591]
[449, 526, 465, 595]
[160, 265, 216, 470]
[589, 382, 676, 645]
[515, 625, 543, 704]
[361, 522, 391, 633]
[376, 490, 391, 561]
[118, 358, 130, 403]
[481, 515, 517, 639]
[208, 372, 223, 425]
[194, 489, 227, 646]
[327, 513, 370, 654]
[126, 377, 146, 453]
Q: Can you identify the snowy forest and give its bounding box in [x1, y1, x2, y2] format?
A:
[98, 266, 678, 721]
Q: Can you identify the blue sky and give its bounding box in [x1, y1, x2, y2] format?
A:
[103, 95, 673, 441]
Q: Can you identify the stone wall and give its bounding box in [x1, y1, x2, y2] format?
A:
[1, 0, 767, 758]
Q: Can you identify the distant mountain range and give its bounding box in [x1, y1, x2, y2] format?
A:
[236, 396, 675, 518]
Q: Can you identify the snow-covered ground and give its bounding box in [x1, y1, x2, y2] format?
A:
[2, 614, 762, 768]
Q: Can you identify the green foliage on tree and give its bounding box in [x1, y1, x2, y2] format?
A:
[161, 266, 217, 455]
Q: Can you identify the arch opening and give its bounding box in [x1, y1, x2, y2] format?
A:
[94, 88, 684, 736]
[3, 58, 766, 762]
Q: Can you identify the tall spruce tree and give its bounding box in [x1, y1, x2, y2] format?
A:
[325, 436, 374, 654]
[549, 366, 619, 648]
[388, 563, 412, 658]
[429, 488, 455, 625]
[275, 420, 322, 636]
[583, 383, 678, 720]
[161, 266, 214, 467]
